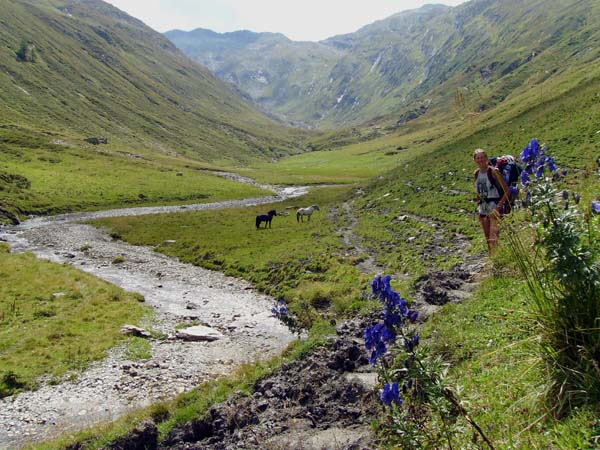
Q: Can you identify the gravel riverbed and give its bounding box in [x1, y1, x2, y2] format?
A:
[0, 185, 308, 449]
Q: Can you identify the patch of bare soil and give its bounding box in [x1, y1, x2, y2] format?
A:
[105, 320, 380, 450]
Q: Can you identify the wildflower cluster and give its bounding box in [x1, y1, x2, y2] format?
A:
[271, 298, 297, 332]
[519, 138, 600, 214]
[506, 138, 600, 415]
[271, 299, 288, 318]
[365, 275, 418, 367]
[365, 275, 494, 449]
[519, 138, 560, 186]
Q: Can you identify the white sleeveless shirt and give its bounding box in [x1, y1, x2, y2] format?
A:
[476, 169, 501, 216]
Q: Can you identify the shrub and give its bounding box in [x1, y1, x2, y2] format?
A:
[506, 139, 600, 416]
[0, 370, 28, 397]
[15, 39, 35, 62]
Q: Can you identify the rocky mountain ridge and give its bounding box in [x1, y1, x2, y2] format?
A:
[166, 0, 600, 128]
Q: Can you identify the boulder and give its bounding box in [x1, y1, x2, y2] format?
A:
[121, 325, 152, 338]
[176, 325, 223, 342]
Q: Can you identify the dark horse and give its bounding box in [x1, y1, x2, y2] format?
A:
[256, 210, 277, 229]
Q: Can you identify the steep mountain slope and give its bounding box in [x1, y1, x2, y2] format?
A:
[0, 0, 306, 163]
[167, 0, 600, 129]
[165, 28, 343, 127]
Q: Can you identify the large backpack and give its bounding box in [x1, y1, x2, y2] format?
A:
[490, 155, 522, 187]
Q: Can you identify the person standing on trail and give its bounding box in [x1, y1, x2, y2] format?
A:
[473, 148, 510, 255]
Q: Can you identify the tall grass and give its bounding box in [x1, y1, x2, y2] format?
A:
[505, 158, 600, 416]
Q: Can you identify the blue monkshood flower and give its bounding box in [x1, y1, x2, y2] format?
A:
[370, 274, 382, 297]
[370, 341, 387, 365]
[383, 309, 403, 330]
[535, 164, 545, 178]
[537, 155, 549, 167]
[520, 138, 540, 163]
[408, 310, 418, 323]
[562, 190, 569, 200]
[574, 193, 581, 204]
[271, 300, 288, 317]
[521, 170, 530, 186]
[365, 323, 394, 364]
[525, 162, 535, 175]
[548, 157, 558, 172]
[398, 298, 409, 317]
[561, 169, 568, 176]
[592, 201, 600, 215]
[509, 185, 519, 199]
[365, 323, 383, 350]
[564, 200, 569, 210]
[389, 290, 402, 308]
[381, 382, 402, 407]
[382, 274, 392, 290]
[404, 333, 420, 352]
[382, 323, 397, 343]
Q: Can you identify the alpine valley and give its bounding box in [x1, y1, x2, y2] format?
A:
[1, 0, 600, 449]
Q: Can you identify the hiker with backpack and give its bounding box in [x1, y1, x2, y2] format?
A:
[473, 148, 511, 255]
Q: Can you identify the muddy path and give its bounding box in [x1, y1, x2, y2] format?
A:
[335, 198, 485, 321]
[0, 181, 308, 449]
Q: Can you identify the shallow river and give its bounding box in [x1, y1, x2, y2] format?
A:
[0, 184, 308, 449]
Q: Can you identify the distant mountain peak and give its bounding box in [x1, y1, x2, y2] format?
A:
[166, 0, 599, 128]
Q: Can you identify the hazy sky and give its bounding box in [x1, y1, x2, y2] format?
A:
[104, 0, 467, 41]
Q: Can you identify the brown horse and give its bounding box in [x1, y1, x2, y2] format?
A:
[256, 210, 277, 229]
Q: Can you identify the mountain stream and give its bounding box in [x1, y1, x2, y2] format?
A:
[0, 179, 308, 449]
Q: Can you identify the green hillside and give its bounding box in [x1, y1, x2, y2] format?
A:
[0, 0, 309, 222]
[0, 0, 306, 161]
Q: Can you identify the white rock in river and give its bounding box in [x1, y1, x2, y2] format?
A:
[175, 325, 223, 342]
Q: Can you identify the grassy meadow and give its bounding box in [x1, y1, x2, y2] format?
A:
[2, 22, 599, 449]
[0, 126, 272, 222]
[92, 186, 374, 328]
[0, 246, 149, 398]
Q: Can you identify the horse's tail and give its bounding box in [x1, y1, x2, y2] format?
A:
[256, 216, 260, 229]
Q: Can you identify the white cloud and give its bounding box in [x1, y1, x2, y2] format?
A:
[105, 0, 466, 41]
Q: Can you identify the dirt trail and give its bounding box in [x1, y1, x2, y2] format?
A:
[0, 182, 307, 449]
[336, 198, 485, 320]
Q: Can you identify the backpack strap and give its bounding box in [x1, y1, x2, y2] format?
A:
[487, 167, 510, 205]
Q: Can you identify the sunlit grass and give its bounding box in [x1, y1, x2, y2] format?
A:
[0, 251, 149, 397]
[423, 264, 598, 449]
